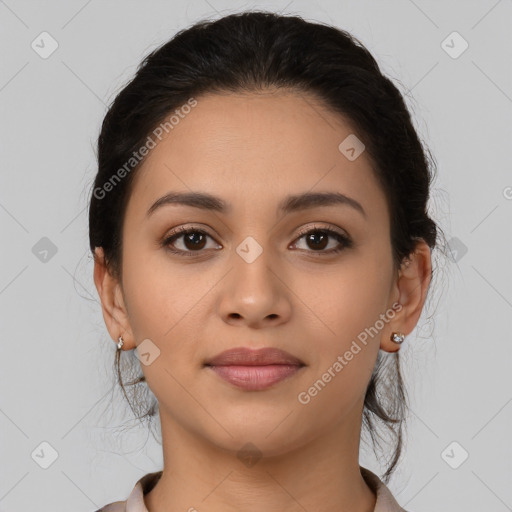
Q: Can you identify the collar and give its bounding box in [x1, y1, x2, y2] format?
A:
[123, 466, 407, 512]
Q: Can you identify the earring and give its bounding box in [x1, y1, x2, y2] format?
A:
[117, 336, 124, 349]
[390, 332, 405, 344]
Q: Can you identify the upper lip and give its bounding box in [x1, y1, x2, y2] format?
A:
[205, 347, 304, 366]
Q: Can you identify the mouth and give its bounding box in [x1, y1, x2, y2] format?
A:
[204, 347, 305, 391]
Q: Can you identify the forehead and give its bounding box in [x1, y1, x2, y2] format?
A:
[125, 90, 388, 223]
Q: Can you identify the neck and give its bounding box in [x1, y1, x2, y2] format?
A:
[144, 406, 377, 512]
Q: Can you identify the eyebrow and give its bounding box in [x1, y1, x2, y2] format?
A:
[146, 191, 366, 219]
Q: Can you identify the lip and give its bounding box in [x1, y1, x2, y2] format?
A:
[208, 365, 304, 390]
[205, 347, 304, 366]
[204, 347, 305, 391]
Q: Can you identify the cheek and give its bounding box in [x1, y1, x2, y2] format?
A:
[120, 250, 205, 406]
[293, 275, 385, 422]
[121, 243, 195, 339]
[121, 246, 212, 379]
[295, 250, 392, 384]
[302, 259, 391, 341]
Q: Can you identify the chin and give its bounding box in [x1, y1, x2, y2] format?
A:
[201, 414, 313, 461]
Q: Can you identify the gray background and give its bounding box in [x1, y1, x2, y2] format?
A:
[1, 1, 511, 511]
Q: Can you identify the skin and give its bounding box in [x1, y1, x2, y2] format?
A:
[94, 88, 432, 512]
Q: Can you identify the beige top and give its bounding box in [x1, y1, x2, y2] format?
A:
[95, 466, 408, 512]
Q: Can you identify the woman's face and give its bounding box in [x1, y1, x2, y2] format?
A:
[102, 89, 411, 456]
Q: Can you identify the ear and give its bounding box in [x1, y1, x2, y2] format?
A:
[93, 247, 135, 350]
[381, 240, 432, 353]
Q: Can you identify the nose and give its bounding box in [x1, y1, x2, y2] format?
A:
[217, 248, 292, 329]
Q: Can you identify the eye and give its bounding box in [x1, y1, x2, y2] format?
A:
[291, 224, 352, 255]
[162, 226, 221, 257]
[162, 224, 352, 258]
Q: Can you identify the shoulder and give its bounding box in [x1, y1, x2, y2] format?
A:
[92, 500, 126, 512]
[360, 466, 410, 512]
[92, 470, 163, 512]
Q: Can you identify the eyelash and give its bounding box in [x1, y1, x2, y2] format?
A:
[161, 224, 352, 258]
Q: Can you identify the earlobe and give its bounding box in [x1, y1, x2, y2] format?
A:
[380, 241, 432, 353]
[93, 247, 134, 350]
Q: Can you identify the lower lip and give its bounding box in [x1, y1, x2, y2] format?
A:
[206, 364, 303, 391]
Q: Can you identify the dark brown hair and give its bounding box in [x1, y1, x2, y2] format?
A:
[88, 10, 447, 483]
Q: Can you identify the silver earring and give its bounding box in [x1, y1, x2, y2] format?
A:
[390, 332, 405, 344]
[117, 336, 124, 349]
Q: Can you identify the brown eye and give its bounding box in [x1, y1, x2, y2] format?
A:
[292, 226, 352, 254]
[304, 231, 329, 250]
[162, 227, 220, 256]
[162, 225, 352, 258]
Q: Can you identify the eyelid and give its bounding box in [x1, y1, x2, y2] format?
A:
[293, 222, 347, 239]
[165, 221, 348, 238]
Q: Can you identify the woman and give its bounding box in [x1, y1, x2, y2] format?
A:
[89, 10, 442, 512]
